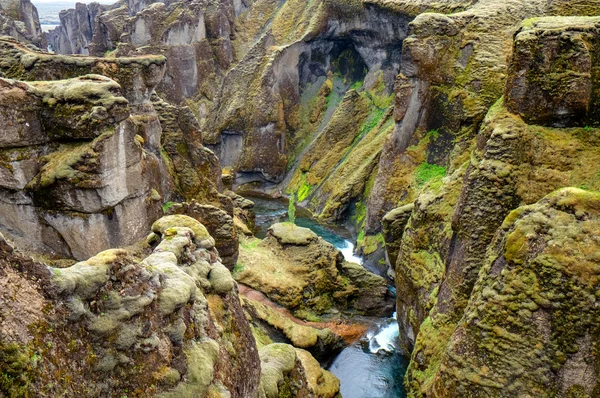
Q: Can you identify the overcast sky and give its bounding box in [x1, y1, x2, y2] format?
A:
[33, 0, 115, 4]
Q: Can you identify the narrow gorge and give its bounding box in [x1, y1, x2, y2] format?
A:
[1, 0, 600, 397]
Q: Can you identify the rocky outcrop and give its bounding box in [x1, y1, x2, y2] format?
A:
[384, 11, 600, 397]
[434, 188, 600, 396]
[241, 294, 345, 362]
[235, 223, 394, 319]
[0, 0, 45, 47]
[0, 74, 161, 260]
[0, 216, 260, 397]
[206, 0, 411, 189]
[0, 38, 174, 260]
[506, 17, 600, 127]
[165, 200, 239, 270]
[46, 2, 115, 55]
[258, 343, 340, 398]
[152, 94, 222, 204]
[0, 38, 166, 105]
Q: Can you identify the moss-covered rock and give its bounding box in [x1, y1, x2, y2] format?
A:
[0, 219, 260, 397]
[430, 188, 600, 396]
[242, 295, 344, 361]
[506, 17, 600, 127]
[166, 200, 240, 270]
[152, 215, 212, 245]
[268, 222, 318, 246]
[235, 227, 394, 319]
[258, 343, 341, 398]
[0, 37, 166, 106]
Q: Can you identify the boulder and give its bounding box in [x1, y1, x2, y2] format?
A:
[235, 223, 394, 319]
[506, 17, 600, 127]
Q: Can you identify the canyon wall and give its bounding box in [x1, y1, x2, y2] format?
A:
[3, 0, 600, 397]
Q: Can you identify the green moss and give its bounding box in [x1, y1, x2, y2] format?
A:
[159, 340, 219, 397]
[162, 202, 177, 213]
[297, 173, 312, 202]
[232, 262, 246, 276]
[208, 264, 235, 294]
[361, 233, 384, 256]
[415, 163, 447, 187]
[0, 343, 35, 398]
[152, 215, 211, 242]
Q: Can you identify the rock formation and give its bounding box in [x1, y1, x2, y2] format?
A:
[0, 216, 261, 397]
[236, 223, 394, 319]
[0, 0, 45, 47]
[3, 0, 600, 396]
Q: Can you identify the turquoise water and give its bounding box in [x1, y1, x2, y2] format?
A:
[329, 314, 408, 398]
[249, 196, 408, 398]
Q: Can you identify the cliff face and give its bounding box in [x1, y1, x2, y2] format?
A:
[0, 38, 170, 260]
[6, 0, 600, 397]
[435, 187, 600, 396]
[386, 10, 600, 397]
[0, 216, 261, 397]
[0, 0, 45, 47]
[46, 2, 115, 56]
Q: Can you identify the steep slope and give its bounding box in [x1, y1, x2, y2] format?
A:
[387, 12, 600, 397]
[0, 0, 45, 47]
[0, 216, 261, 397]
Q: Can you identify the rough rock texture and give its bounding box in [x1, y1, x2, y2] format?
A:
[0, 0, 45, 47]
[506, 17, 600, 127]
[433, 188, 600, 396]
[165, 200, 239, 270]
[46, 2, 114, 55]
[384, 11, 600, 397]
[381, 203, 414, 276]
[226, 189, 256, 234]
[0, 38, 166, 105]
[152, 94, 222, 204]
[241, 295, 345, 362]
[25, 1, 600, 396]
[257, 343, 340, 398]
[0, 37, 226, 261]
[235, 223, 394, 319]
[0, 216, 260, 397]
[366, 0, 549, 239]
[0, 72, 166, 260]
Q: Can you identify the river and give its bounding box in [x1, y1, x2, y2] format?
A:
[250, 196, 408, 398]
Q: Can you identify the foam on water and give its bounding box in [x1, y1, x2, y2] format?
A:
[339, 239, 364, 264]
[368, 314, 400, 354]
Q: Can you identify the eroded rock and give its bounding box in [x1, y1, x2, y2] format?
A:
[0, 218, 259, 397]
[235, 223, 394, 319]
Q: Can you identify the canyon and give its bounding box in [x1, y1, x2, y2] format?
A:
[1, 0, 600, 397]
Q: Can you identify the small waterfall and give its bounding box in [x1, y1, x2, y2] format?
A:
[367, 313, 400, 354]
[339, 239, 363, 264]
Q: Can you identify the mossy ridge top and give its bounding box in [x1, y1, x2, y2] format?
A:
[520, 15, 600, 32]
[0, 36, 166, 65]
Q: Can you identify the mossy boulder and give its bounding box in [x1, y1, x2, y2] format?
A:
[236, 228, 394, 319]
[506, 17, 600, 127]
[268, 222, 318, 246]
[431, 188, 600, 396]
[152, 215, 213, 246]
[0, 37, 166, 106]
